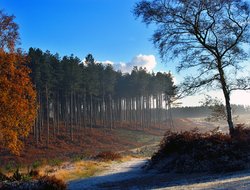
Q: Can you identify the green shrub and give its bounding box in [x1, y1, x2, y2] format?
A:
[32, 160, 42, 169]
[4, 162, 15, 172]
[49, 159, 62, 167]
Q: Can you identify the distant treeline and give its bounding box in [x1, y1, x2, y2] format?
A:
[172, 105, 250, 118]
[27, 48, 175, 146]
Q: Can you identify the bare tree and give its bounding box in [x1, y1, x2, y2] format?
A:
[134, 0, 250, 135]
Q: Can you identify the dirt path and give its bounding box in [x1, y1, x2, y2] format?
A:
[68, 157, 250, 190]
[67, 158, 150, 190]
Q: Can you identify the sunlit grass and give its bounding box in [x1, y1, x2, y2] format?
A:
[36, 156, 134, 182]
[35, 161, 102, 182]
[55, 161, 100, 181]
[115, 128, 162, 144]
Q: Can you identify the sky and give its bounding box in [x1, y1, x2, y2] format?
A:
[1, 0, 250, 106]
[1, 0, 166, 71]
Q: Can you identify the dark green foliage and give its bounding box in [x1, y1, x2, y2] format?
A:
[148, 125, 250, 173]
[32, 161, 42, 169]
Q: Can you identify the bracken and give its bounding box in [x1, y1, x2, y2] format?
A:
[148, 125, 250, 173]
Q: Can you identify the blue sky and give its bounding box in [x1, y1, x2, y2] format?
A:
[1, 0, 171, 72]
[2, 0, 250, 106]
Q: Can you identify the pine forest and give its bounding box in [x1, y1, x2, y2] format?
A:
[28, 48, 175, 147]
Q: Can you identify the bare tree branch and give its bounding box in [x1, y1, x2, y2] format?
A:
[134, 0, 250, 135]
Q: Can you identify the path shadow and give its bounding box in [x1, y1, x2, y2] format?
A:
[68, 160, 250, 190]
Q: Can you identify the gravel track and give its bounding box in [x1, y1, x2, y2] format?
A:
[68, 158, 250, 190]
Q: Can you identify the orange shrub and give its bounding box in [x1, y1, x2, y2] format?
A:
[94, 151, 122, 161]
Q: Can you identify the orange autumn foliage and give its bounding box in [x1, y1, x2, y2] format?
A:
[0, 10, 37, 155]
[0, 50, 37, 155]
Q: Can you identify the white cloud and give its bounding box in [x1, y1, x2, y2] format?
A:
[101, 60, 114, 65]
[98, 54, 157, 73]
[120, 62, 126, 68]
[114, 54, 157, 73]
[172, 76, 178, 85]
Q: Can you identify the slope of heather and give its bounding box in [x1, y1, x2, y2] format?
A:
[0, 121, 181, 169]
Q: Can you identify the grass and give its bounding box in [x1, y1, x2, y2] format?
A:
[51, 161, 102, 181]
[32, 160, 42, 169]
[42, 153, 139, 182]
[37, 151, 128, 182]
[1, 152, 139, 184]
[48, 158, 63, 167]
[115, 128, 162, 145]
[4, 161, 16, 172]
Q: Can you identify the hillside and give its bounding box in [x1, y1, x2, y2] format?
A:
[0, 117, 206, 171]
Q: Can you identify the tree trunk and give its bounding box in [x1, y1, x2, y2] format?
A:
[39, 98, 42, 142]
[78, 94, 82, 132]
[217, 59, 234, 135]
[109, 94, 113, 130]
[52, 103, 55, 137]
[224, 90, 234, 135]
[35, 112, 39, 146]
[57, 93, 60, 135]
[45, 84, 49, 148]
[83, 92, 87, 128]
[70, 91, 73, 141]
[90, 94, 93, 129]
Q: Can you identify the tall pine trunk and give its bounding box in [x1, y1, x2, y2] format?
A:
[109, 94, 113, 130]
[45, 84, 49, 148]
[70, 91, 73, 141]
[90, 94, 93, 129]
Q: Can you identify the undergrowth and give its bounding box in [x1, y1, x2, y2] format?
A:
[54, 161, 101, 181]
[94, 151, 122, 161]
[148, 125, 250, 173]
[0, 169, 66, 190]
